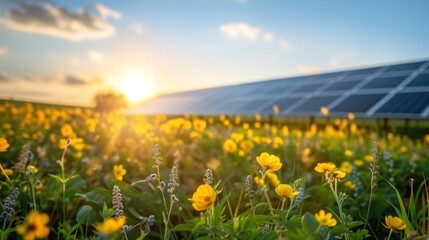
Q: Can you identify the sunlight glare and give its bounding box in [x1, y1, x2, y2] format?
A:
[121, 72, 154, 103]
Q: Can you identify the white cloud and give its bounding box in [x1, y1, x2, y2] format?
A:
[279, 39, 292, 51]
[263, 33, 274, 42]
[0, 2, 120, 41]
[88, 50, 104, 62]
[130, 23, 144, 35]
[298, 65, 321, 74]
[0, 47, 8, 57]
[94, 4, 121, 20]
[220, 23, 261, 41]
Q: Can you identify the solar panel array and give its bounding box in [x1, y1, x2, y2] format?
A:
[129, 60, 429, 119]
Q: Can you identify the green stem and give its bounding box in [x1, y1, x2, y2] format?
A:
[163, 200, 174, 240]
[386, 228, 393, 240]
[0, 163, 11, 185]
[261, 172, 274, 215]
[29, 179, 37, 211]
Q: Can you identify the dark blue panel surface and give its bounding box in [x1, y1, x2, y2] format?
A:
[406, 73, 429, 87]
[376, 92, 429, 114]
[385, 61, 425, 72]
[361, 76, 406, 89]
[292, 96, 338, 112]
[331, 94, 386, 112]
[324, 80, 360, 91]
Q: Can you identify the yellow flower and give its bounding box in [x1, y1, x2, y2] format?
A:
[383, 215, 406, 231]
[275, 184, 298, 199]
[344, 181, 356, 190]
[353, 159, 364, 167]
[314, 162, 336, 173]
[364, 155, 374, 163]
[320, 106, 329, 116]
[347, 112, 355, 121]
[0, 137, 9, 152]
[60, 124, 75, 138]
[16, 211, 50, 240]
[223, 139, 237, 153]
[95, 216, 126, 236]
[254, 176, 264, 186]
[27, 165, 39, 174]
[340, 161, 352, 174]
[193, 118, 207, 132]
[190, 184, 216, 211]
[266, 171, 280, 187]
[256, 152, 282, 172]
[315, 210, 337, 227]
[2, 168, 13, 176]
[345, 149, 353, 157]
[333, 170, 346, 179]
[113, 164, 126, 181]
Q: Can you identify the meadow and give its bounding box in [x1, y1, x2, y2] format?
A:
[0, 100, 428, 239]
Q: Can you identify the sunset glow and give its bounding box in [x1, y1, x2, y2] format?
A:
[121, 72, 154, 103]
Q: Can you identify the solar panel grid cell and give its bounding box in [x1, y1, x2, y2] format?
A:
[331, 94, 386, 113]
[361, 76, 407, 89]
[376, 92, 429, 114]
[292, 96, 338, 112]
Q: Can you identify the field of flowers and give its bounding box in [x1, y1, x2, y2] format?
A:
[0, 100, 428, 239]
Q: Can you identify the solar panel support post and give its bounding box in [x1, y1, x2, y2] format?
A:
[404, 118, 409, 132]
[383, 118, 389, 133]
[309, 116, 315, 126]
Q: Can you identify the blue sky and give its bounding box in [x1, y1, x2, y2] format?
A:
[0, 0, 428, 106]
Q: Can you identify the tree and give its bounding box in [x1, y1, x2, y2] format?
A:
[93, 91, 127, 113]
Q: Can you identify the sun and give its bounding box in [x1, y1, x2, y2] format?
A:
[121, 72, 154, 103]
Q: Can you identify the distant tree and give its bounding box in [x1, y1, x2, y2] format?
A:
[93, 91, 128, 113]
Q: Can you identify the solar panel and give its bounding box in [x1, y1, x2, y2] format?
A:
[385, 61, 425, 72]
[292, 96, 338, 112]
[361, 76, 407, 89]
[130, 60, 429, 119]
[376, 92, 429, 114]
[260, 97, 302, 113]
[236, 98, 274, 113]
[293, 83, 324, 93]
[405, 73, 429, 87]
[331, 94, 386, 113]
[323, 80, 360, 91]
[347, 67, 381, 76]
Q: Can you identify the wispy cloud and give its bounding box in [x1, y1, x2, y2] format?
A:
[298, 65, 321, 74]
[88, 50, 104, 62]
[130, 22, 144, 35]
[0, 2, 120, 41]
[220, 22, 292, 51]
[220, 23, 261, 41]
[63, 75, 86, 85]
[0, 47, 8, 57]
[93, 3, 121, 20]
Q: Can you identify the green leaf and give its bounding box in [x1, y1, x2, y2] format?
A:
[301, 212, 318, 233]
[75, 187, 110, 203]
[48, 174, 65, 184]
[383, 177, 412, 235]
[330, 225, 348, 235]
[76, 205, 100, 225]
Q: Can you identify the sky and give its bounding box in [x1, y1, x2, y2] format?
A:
[0, 0, 428, 106]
